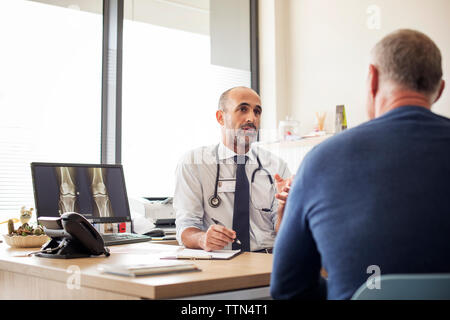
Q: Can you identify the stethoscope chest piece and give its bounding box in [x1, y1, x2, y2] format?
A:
[208, 194, 221, 208]
[209, 144, 274, 210]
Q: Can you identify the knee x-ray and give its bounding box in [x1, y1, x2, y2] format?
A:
[55, 167, 115, 218]
[32, 163, 130, 222]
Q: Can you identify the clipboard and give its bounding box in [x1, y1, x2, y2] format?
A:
[161, 248, 242, 260]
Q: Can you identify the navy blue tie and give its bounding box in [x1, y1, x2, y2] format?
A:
[232, 155, 250, 251]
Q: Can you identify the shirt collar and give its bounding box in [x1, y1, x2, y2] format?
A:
[217, 142, 256, 162]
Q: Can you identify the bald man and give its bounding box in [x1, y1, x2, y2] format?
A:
[174, 86, 293, 252]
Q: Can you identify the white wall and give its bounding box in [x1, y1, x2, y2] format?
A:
[260, 0, 450, 136]
[258, 0, 290, 141]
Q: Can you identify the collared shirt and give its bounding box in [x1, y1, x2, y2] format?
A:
[174, 142, 291, 251]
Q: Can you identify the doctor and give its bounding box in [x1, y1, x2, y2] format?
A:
[174, 86, 293, 252]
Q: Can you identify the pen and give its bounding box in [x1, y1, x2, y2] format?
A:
[211, 218, 242, 245]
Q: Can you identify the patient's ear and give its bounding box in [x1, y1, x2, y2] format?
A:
[216, 109, 224, 126]
[365, 64, 379, 120]
[368, 64, 379, 98]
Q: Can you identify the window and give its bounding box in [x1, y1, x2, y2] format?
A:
[122, 0, 252, 198]
[0, 0, 257, 220]
[0, 0, 103, 218]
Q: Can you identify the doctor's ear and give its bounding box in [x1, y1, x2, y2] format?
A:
[216, 109, 225, 126]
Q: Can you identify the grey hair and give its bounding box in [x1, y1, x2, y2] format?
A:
[218, 86, 257, 111]
[371, 29, 443, 95]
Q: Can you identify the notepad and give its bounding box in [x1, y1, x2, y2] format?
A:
[97, 260, 200, 277]
[161, 248, 241, 260]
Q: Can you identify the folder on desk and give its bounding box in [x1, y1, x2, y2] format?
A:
[98, 260, 200, 277]
[161, 248, 241, 260]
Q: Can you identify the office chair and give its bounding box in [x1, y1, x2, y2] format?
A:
[351, 273, 450, 300]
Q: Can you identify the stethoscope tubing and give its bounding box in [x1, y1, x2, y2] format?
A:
[209, 144, 274, 208]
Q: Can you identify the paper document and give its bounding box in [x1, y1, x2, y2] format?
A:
[98, 260, 200, 277]
[161, 248, 241, 260]
[150, 235, 177, 241]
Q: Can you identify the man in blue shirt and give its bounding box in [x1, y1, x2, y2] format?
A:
[271, 29, 449, 300]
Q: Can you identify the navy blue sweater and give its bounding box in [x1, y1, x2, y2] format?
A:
[271, 106, 450, 300]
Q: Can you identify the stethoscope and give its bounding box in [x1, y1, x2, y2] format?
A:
[208, 144, 274, 211]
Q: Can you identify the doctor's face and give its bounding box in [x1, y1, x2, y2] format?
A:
[217, 87, 262, 154]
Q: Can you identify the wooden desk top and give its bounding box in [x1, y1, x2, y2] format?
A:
[0, 242, 273, 299]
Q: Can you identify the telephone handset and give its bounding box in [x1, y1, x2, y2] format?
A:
[37, 212, 110, 259]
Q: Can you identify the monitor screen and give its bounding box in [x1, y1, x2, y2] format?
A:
[31, 163, 131, 223]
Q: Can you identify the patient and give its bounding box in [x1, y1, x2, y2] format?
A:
[271, 29, 450, 299]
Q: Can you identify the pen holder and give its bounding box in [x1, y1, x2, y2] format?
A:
[315, 112, 327, 132]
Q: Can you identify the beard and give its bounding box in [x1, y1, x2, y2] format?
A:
[222, 118, 259, 154]
[233, 124, 258, 154]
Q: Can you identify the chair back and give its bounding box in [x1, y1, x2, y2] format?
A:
[351, 273, 450, 300]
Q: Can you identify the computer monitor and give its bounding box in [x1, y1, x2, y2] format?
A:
[31, 162, 132, 225]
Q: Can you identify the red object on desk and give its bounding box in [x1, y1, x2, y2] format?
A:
[119, 222, 126, 233]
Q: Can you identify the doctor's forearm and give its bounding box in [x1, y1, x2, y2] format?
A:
[181, 227, 205, 249]
[275, 209, 284, 233]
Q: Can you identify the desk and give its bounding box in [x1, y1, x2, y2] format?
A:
[0, 242, 272, 299]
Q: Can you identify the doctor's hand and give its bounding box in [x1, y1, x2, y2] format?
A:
[275, 185, 290, 215]
[274, 174, 294, 194]
[199, 225, 236, 252]
[274, 174, 295, 233]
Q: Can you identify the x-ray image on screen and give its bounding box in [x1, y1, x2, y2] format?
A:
[54, 167, 115, 218]
[87, 168, 115, 218]
[32, 163, 130, 223]
[55, 166, 79, 215]
[55, 167, 114, 218]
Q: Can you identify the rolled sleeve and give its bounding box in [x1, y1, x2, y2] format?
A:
[174, 159, 206, 246]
